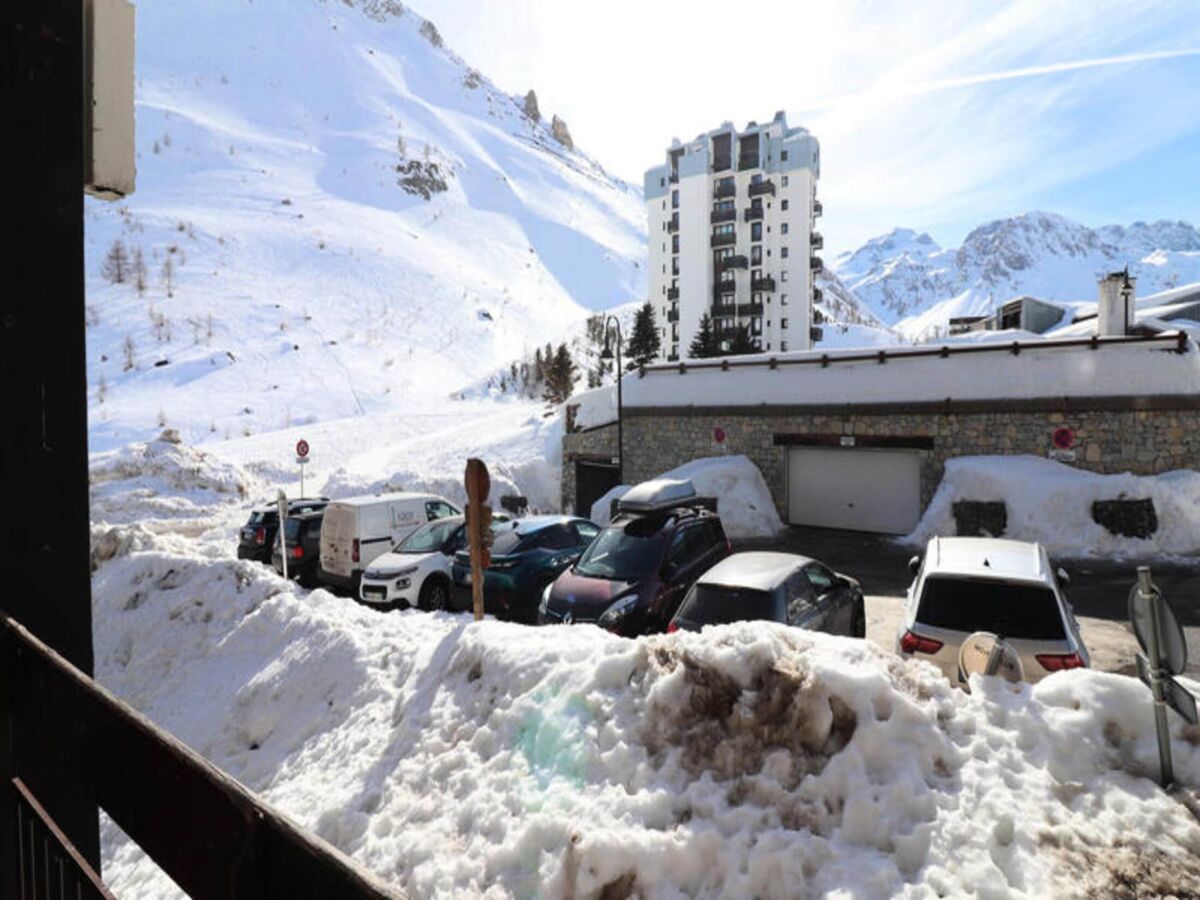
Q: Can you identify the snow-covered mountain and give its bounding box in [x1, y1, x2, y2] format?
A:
[834, 212, 1200, 339]
[85, 0, 645, 452]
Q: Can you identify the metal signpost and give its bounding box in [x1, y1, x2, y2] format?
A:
[1129, 566, 1197, 789]
[276, 489, 289, 582]
[464, 459, 493, 622]
[296, 439, 310, 497]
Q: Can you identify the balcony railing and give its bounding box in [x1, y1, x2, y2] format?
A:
[813, 287, 823, 303]
[713, 181, 736, 199]
[751, 276, 776, 293]
[737, 302, 764, 317]
[710, 232, 736, 248]
[710, 207, 736, 224]
[813, 199, 823, 217]
[743, 204, 764, 222]
[712, 303, 737, 319]
[717, 254, 748, 271]
[810, 256, 824, 272]
[811, 232, 824, 250]
[737, 155, 760, 171]
[811, 326, 824, 343]
[666, 216, 679, 234]
[667, 308, 679, 323]
[748, 179, 776, 198]
[711, 156, 732, 173]
[666, 286, 679, 301]
[712, 282, 735, 302]
[669, 172, 679, 184]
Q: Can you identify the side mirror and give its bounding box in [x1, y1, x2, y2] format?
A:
[1056, 567, 1070, 586]
[908, 555, 921, 577]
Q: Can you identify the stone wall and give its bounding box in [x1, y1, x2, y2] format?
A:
[604, 404, 1200, 521]
[561, 422, 618, 514]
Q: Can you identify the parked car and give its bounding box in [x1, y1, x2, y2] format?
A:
[237, 497, 328, 564]
[538, 479, 729, 636]
[271, 509, 325, 587]
[897, 536, 1089, 685]
[359, 515, 466, 611]
[450, 516, 600, 622]
[668, 552, 865, 637]
[318, 493, 460, 595]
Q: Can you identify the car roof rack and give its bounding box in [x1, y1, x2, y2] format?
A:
[616, 478, 718, 516]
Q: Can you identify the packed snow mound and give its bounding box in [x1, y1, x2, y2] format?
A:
[94, 533, 1200, 898]
[907, 456, 1200, 557]
[588, 456, 781, 538]
[89, 435, 254, 525]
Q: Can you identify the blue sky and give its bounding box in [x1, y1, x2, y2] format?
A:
[415, 0, 1200, 255]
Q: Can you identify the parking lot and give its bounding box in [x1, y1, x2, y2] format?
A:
[739, 525, 1200, 675]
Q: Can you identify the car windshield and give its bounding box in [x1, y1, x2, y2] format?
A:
[917, 576, 1066, 640]
[678, 583, 777, 625]
[396, 518, 461, 554]
[573, 521, 665, 581]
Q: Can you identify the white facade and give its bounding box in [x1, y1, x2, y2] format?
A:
[644, 111, 822, 360]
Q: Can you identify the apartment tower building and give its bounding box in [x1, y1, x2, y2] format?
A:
[644, 112, 822, 360]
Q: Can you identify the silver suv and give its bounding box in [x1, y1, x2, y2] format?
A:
[897, 537, 1090, 685]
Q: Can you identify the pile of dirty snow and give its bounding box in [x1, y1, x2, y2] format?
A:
[93, 528, 1200, 899]
[591, 455, 782, 539]
[907, 455, 1200, 557]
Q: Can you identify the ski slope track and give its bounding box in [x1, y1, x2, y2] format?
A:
[84, 0, 646, 453]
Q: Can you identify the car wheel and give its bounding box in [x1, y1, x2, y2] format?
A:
[852, 598, 866, 638]
[419, 577, 449, 612]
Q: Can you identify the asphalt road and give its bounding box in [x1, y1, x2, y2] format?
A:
[737, 526, 1200, 626]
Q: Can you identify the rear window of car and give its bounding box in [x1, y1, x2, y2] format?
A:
[679, 584, 779, 625]
[245, 510, 275, 527]
[283, 518, 303, 541]
[491, 526, 525, 556]
[916, 576, 1066, 640]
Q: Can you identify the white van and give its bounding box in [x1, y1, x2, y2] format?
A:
[318, 493, 460, 594]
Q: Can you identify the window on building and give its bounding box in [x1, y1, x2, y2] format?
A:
[672, 258, 680, 276]
[713, 223, 734, 237]
[671, 190, 679, 209]
[781, 222, 789, 235]
[672, 234, 680, 254]
[751, 221, 762, 241]
[781, 270, 789, 282]
[751, 172, 762, 185]
[781, 247, 789, 258]
[781, 341, 788, 351]
[781, 293, 789, 305]
[782, 175, 789, 187]
[750, 317, 762, 336]
[781, 150, 789, 161]
[782, 318, 789, 329]
[751, 245, 762, 265]
[662, 200, 667, 210]
[753, 292, 762, 305]
[782, 199, 789, 211]
[751, 268, 762, 281]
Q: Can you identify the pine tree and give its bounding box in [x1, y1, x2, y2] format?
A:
[542, 343, 577, 405]
[726, 324, 756, 355]
[161, 256, 175, 298]
[101, 239, 130, 284]
[133, 245, 147, 294]
[688, 314, 720, 359]
[625, 302, 661, 370]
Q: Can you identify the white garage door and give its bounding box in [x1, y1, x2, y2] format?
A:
[787, 447, 921, 534]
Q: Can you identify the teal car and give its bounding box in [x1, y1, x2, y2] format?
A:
[450, 515, 599, 622]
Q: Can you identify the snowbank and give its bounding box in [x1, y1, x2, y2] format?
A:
[588, 456, 781, 538]
[94, 530, 1200, 898]
[907, 455, 1200, 557]
[567, 383, 618, 430]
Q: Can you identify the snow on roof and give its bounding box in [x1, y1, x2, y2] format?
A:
[697, 551, 811, 591]
[926, 536, 1047, 582]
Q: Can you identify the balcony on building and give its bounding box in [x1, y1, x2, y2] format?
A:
[813, 199, 823, 217]
[667, 307, 679, 323]
[810, 326, 824, 343]
[748, 179, 776, 198]
[712, 302, 737, 319]
[737, 301, 764, 317]
[751, 275, 776, 293]
[666, 214, 679, 234]
[810, 232, 824, 250]
[712, 282, 735, 303]
[710, 207, 737, 224]
[743, 202, 764, 223]
[711, 231, 737, 248]
[810, 256, 824, 272]
[666, 286, 679, 301]
[738, 133, 760, 171]
[718, 254, 748, 272]
[713, 181, 736, 199]
[711, 132, 733, 173]
[813, 286, 823, 303]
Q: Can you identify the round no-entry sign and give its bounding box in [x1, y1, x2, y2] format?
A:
[713, 427, 726, 443]
[1052, 427, 1074, 450]
[296, 439, 310, 458]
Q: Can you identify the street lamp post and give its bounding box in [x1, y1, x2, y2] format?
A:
[599, 316, 623, 484]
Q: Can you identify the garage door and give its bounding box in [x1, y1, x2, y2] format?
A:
[787, 447, 921, 534]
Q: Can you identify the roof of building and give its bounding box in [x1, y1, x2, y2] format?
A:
[696, 551, 812, 592]
[924, 537, 1049, 583]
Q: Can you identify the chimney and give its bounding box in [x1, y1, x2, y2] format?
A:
[1097, 269, 1136, 337]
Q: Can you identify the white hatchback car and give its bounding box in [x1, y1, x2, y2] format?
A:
[359, 515, 465, 611]
[897, 536, 1090, 685]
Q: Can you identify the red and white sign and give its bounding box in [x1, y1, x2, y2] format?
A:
[1052, 427, 1074, 450]
[296, 439, 310, 458]
[713, 427, 726, 444]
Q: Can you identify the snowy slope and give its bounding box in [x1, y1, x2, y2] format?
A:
[85, 0, 645, 452]
[91, 509, 1200, 898]
[833, 213, 1200, 338]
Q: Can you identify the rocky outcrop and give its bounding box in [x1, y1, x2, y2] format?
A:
[524, 90, 540, 122]
[419, 19, 443, 48]
[551, 114, 573, 151]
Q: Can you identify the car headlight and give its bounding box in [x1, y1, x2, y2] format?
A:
[539, 582, 553, 616]
[598, 595, 640, 627]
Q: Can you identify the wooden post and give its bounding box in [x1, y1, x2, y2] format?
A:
[464, 459, 492, 622]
